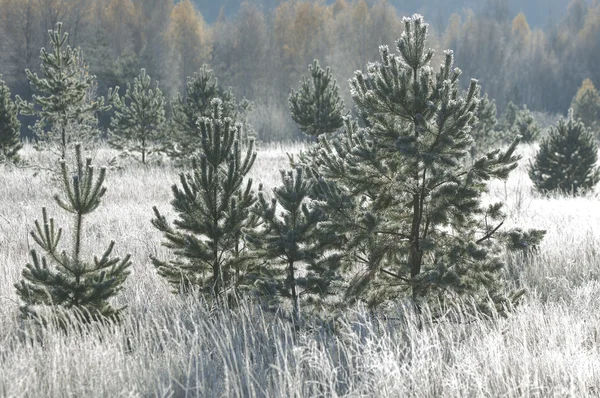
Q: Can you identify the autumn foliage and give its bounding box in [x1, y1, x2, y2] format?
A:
[2, 0, 600, 141]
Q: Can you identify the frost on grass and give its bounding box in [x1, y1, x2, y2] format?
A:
[1, 142, 600, 397]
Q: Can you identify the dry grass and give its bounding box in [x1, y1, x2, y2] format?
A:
[1, 142, 600, 397]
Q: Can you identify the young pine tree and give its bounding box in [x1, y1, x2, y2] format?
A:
[0, 75, 22, 163]
[500, 101, 519, 132]
[109, 69, 166, 164]
[246, 168, 341, 323]
[571, 78, 600, 135]
[470, 94, 499, 157]
[289, 60, 346, 140]
[309, 15, 543, 313]
[169, 65, 245, 160]
[529, 111, 600, 195]
[64, 51, 104, 148]
[15, 144, 131, 324]
[152, 99, 258, 304]
[512, 105, 540, 143]
[17, 23, 108, 159]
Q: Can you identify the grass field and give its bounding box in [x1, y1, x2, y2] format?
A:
[1, 142, 600, 397]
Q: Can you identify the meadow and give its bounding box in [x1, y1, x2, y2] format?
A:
[1, 141, 600, 397]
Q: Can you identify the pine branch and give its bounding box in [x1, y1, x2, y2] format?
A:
[475, 220, 504, 244]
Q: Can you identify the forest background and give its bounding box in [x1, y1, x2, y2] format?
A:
[0, 0, 595, 141]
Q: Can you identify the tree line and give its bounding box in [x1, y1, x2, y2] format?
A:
[1, 0, 599, 141]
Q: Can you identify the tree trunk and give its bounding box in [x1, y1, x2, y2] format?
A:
[60, 123, 67, 160]
[289, 260, 300, 325]
[409, 193, 423, 304]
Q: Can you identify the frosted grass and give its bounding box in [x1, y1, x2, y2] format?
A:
[0, 142, 599, 397]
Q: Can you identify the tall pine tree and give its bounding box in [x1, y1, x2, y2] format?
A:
[0, 75, 22, 163]
[308, 15, 543, 313]
[152, 99, 258, 305]
[529, 111, 600, 195]
[289, 60, 346, 140]
[246, 168, 341, 323]
[17, 23, 108, 159]
[109, 69, 166, 164]
[15, 144, 131, 324]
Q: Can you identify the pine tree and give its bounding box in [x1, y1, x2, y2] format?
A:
[0, 75, 22, 163]
[497, 102, 540, 144]
[512, 105, 540, 143]
[571, 78, 600, 135]
[152, 99, 258, 304]
[470, 94, 499, 157]
[289, 60, 346, 140]
[500, 101, 519, 131]
[16, 23, 109, 159]
[529, 111, 600, 194]
[61, 51, 104, 149]
[246, 168, 341, 323]
[109, 69, 166, 164]
[169, 65, 244, 160]
[15, 144, 131, 324]
[307, 15, 544, 313]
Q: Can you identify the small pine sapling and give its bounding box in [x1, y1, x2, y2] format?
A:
[0, 75, 22, 163]
[15, 144, 131, 324]
[571, 78, 600, 136]
[152, 99, 258, 305]
[289, 60, 346, 140]
[470, 94, 499, 157]
[17, 23, 108, 159]
[238, 98, 256, 147]
[62, 51, 104, 149]
[246, 168, 341, 324]
[169, 65, 246, 160]
[512, 105, 540, 143]
[529, 111, 600, 195]
[500, 101, 519, 132]
[109, 69, 166, 164]
[287, 61, 349, 174]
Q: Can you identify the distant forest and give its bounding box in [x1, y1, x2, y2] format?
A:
[193, 0, 570, 28]
[0, 0, 597, 141]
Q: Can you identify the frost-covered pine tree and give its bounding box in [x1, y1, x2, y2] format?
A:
[571, 78, 600, 135]
[17, 23, 108, 159]
[500, 101, 519, 131]
[289, 60, 346, 140]
[512, 105, 540, 143]
[529, 111, 600, 194]
[152, 99, 258, 305]
[0, 75, 22, 163]
[109, 69, 166, 164]
[169, 65, 246, 160]
[308, 15, 544, 314]
[246, 168, 341, 323]
[470, 94, 499, 157]
[15, 144, 131, 324]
